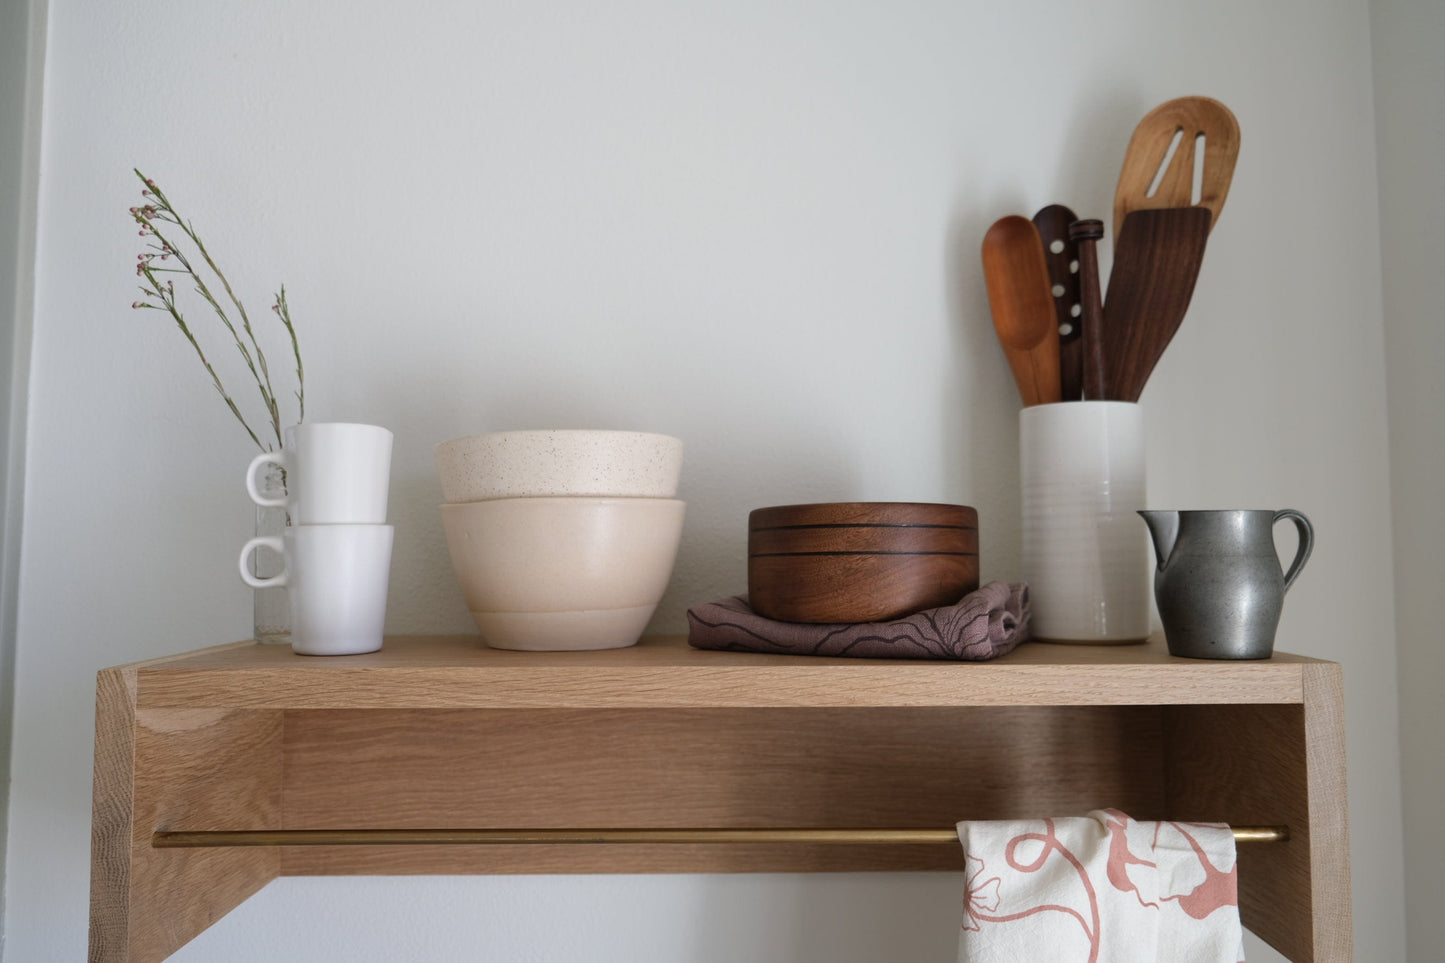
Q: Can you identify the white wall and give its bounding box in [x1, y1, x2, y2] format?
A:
[4, 1, 1405, 960]
[1372, 0, 1445, 958]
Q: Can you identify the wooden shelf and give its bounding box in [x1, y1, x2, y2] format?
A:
[89, 635, 1352, 963]
[133, 633, 1316, 708]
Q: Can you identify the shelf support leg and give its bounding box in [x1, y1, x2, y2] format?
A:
[89, 665, 284, 963]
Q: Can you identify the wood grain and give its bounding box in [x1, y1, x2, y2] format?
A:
[132, 636, 1311, 710]
[1113, 96, 1240, 241]
[1101, 207, 1212, 402]
[90, 668, 284, 963]
[1302, 663, 1352, 960]
[90, 668, 138, 962]
[748, 502, 977, 530]
[1162, 664, 1351, 962]
[1068, 218, 1107, 400]
[126, 708, 281, 962]
[1164, 704, 1311, 959]
[747, 524, 978, 556]
[278, 705, 1165, 875]
[981, 215, 1061, 406]
[748, 552, 981, 624]
[1033, 205, 1082, 401]
[92, 636, 1346, 961]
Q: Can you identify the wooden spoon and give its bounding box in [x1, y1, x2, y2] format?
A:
[1114, 96, 1239, 242]
[1032, 205, 1082, 401]
[981, 216, 1061, 407]
[1100, 207, 1212, 402]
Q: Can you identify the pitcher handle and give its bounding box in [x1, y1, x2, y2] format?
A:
[1273, 509, 1314, 594]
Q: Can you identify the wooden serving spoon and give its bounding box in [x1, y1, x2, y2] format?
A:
[1113, 96, 1239, 242]
[981, 216, 1061, 407]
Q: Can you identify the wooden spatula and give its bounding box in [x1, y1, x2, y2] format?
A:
[1032, 205, 1082, 401]
[981, 216, 1061, 407]
[1114, 96, 1239, 242]
[1101, 207, 1212, 402]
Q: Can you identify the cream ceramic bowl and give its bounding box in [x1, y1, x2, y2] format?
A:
[439, 496, 686, 651]
[435, 429, 683, 503]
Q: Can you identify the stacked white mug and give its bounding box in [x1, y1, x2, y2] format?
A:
[239, 423, 395, 656]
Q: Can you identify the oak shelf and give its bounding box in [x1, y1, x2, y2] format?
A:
[89, 635, 1351, 962]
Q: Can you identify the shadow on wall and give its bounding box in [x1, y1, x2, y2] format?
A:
[378, 87, 1160, 636]
[938, 84, 1154, 586]
[1051, 85, 1154, 232]
[688, 873, 964, 962]
[652, 431, 863, 631]
[943, 173, 1030, 584]
[381, 383, 865, 637]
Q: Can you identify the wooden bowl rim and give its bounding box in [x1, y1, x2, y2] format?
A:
[749, 501, 977, 531]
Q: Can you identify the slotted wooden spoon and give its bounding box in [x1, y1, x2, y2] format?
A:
[981, 216, 1060, 407]
[1114, 96, 1239, 242]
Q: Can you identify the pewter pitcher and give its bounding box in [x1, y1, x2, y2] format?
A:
[1138, 509, 1314, 660]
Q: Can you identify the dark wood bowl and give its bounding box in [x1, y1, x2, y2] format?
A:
[747, 502, 979, 623]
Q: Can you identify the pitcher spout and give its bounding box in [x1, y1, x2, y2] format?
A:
[1138, 510, 1180, 571]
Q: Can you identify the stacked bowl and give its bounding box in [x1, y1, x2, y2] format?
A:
[435, 430, 685, 651]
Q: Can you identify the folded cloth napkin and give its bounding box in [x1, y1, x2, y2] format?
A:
[957, 810, 1246, 963]
[686, 581, 1029, 660]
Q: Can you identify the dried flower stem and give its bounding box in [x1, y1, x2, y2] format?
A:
[274, 285, 305, 422]
[130, 170, 305, 451]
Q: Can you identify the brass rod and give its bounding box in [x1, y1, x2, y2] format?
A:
[152, 825, 1289, 849]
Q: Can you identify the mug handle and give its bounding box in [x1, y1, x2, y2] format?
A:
[1273, 509, 1314, 594]
[245, 451, 287, 508]
[239, 536, 287, 589]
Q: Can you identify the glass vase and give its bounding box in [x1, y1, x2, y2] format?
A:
[252, 462, 291, 644]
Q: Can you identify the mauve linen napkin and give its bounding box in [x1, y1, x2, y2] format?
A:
[686, 581, 1029, 660]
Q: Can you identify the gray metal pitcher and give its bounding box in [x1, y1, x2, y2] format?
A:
[1138, 509, 1314, 660]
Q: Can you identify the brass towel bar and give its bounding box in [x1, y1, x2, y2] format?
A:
[152, 826, 1289, 848]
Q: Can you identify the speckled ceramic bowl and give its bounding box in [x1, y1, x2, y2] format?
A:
[435, 430, 683, 503]
[439, 496, 686, 650]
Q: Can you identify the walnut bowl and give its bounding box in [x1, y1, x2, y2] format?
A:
[747, 502, 979, 624]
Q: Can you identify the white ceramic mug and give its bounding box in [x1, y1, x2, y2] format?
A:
[1021, 401, 1149, 643]
[238, 524, 394, 656]
[245, 422, 393, 524]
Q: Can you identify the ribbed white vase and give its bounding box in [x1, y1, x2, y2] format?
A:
[1020, 402, 1149, 643]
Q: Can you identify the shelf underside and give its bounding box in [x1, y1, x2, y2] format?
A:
[128, 703, 1310, 884]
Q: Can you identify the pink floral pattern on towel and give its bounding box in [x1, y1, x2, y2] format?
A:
[957, 810, 1246, 962]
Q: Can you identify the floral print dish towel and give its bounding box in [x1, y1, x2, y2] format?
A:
[958, 810, 1245, 962]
